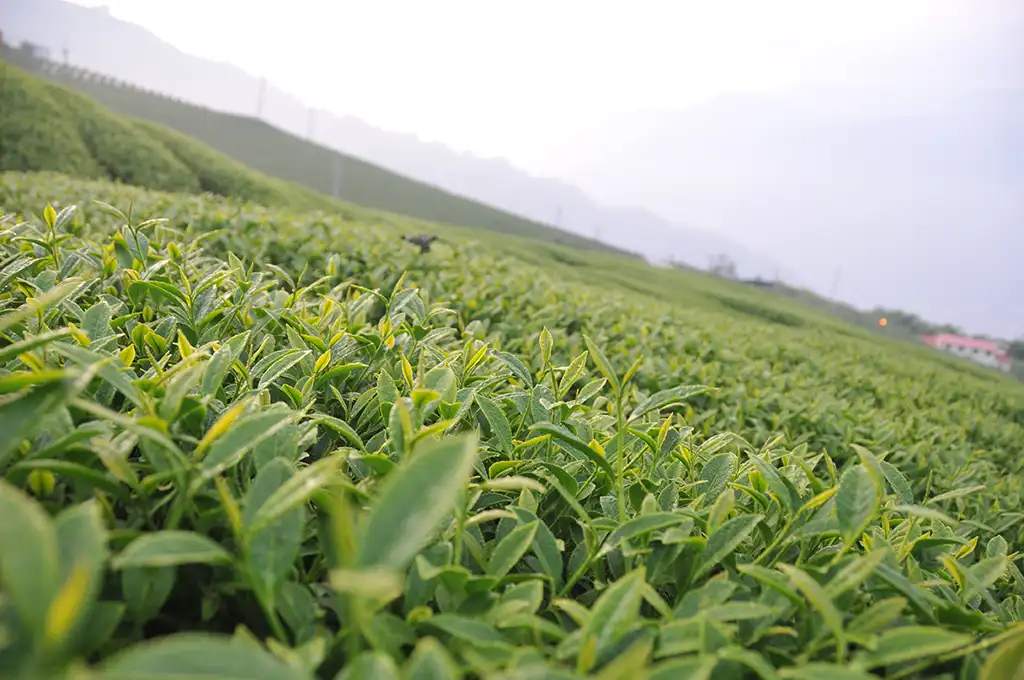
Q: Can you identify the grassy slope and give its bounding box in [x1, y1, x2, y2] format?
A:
[1, 44, 621, 254]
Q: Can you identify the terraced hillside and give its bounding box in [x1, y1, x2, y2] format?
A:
[1, 170, 1022, 679]
[1, 45, 621, 254]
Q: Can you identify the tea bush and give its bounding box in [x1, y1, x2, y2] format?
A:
[0, 63, 101, 179]
[1, 173, 1023, 679]
[40, 84, 200, 194]
[1, 60, 346, 214]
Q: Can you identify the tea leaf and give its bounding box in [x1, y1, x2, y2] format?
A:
[693, 514, 762, 581]
[857, 626, 971, 669]
[112, 531, 231, 569]
[97, 633, 310, 680]
[487, 521, 538, 580]
[0, 479, 60, 637]
[356, 434, 479, 572]
[836, 465, 881, 549]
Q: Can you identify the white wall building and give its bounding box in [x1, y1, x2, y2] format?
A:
[921, 334, 1012, 372]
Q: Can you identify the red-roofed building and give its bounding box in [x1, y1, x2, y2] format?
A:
[921, 334, 1012, 372]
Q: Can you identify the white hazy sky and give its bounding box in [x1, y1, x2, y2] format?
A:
[67, 0, 981, 170]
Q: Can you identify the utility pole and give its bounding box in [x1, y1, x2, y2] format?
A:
[830, 267, 842, 298]
[256, 77, 267, 118]
[332, 155, 343, 198]
[62, 34, 69, 66]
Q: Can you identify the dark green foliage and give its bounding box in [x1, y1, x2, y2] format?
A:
[40, 83, 199, 193]
[131, 119, 324, 210]
[0, 62, 101, 178]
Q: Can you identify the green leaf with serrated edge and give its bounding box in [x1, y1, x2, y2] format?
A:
[737, 564, 803, 606]
[52, 500, 109, 648]
[889, 504, 958, 525]
[778, 564, 846, 661]
[836, 465, 881, 549]
[874, 563, 940, 624]
[425, 614, 509, 647]
[499, 580, 545, 615]
[96, 633, 310, 680]
[121, 566, 174, 625]
[965, 556, 1010, 600]
[748, 453, 797, 513]
[111, 531, 231, 569]
[979, 631, 1024, 680]
[599, 512, 690, 558]
[926, 485, 988, 505]
[717, 646, 782, 680]
[858, 625, 971, 669]
[693, 514, 762, 581]
[377, 369, 400, 406]
[401, 637, 459, 680]
[698, 452, 735, 507]
[825, 548, 890, 597]
[242, 458, 304, 602]
[487, 521, 537, 580]
[334, 651, 400, 680]
[202, 333, 248, 396]
[512, 507, 563, 590]
[475, 393, 513, 455]
[127, 280, 189, 307]
[778, 665, 878, 680]
[0, 277, 83, 335]
[257, 349, 311, 389]
[424, 366, 457, 403]
[0, 379, 77, 469]
[593, 635, 654, 680]
[8, 459, 126, 498]
[986, 535, 1009, 558]
[847, 597, 907, 635]
[0, 479, 60, 638]
[557, 351, 589, 398]
[647, 656, 718, 680]
[577, 568, 646, 672]
[196, 408, 293, 485]
[582, 334, 619, 392]
[356, 434, 479, 572]
[247, 456, 342, 535]
[702, 602, 781, 621]
[317, 414, 367, 451]
[52, 343, 142, 407]
[494, 351, 533, 387]
[530, 422, 614, 479]
[629, 384, 710, 422]
[879, 460, 914, 504]
[158, 362, 204, 421]
[0, 327, 74, 364]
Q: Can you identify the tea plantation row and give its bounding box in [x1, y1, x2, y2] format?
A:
[1, 172, 1022, 679]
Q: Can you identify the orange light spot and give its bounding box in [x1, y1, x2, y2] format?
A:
[879, 318, 888, 327]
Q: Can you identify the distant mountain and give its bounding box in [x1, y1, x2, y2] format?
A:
[0, 0, 785, 279]
[541, 9, 1024, 338]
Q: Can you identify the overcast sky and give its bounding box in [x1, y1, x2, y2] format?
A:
[66, 0, 992, 172]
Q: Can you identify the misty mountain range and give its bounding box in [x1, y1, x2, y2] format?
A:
[2, 0, 1021, 337]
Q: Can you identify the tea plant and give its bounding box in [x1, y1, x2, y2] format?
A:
[0, 179, 1023, 679]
